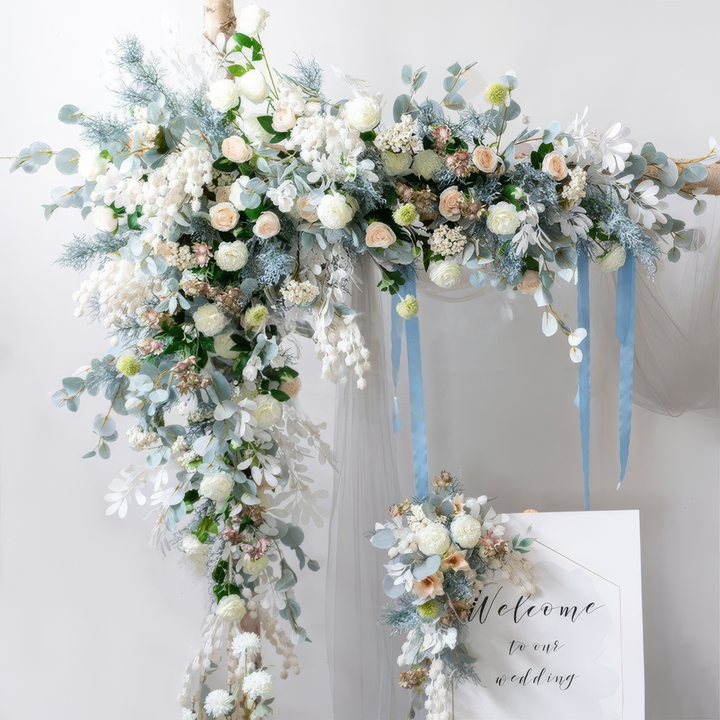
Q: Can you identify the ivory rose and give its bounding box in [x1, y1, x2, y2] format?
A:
[317, 194, 354, 229]
[90, 206, 118, 233]
[542, 151, 569, 180]
[272, 107, 296, 132]
[215, 240, 249, 271]
[253, 395, 283, 429]
[237, 70, 268, 104]
[253, 211, 281, 238]
[473, 146, 500, 173]
[450, 514, 483, 548]
[438, 186, 463, 221]
[237, 4, 269, 35]
[518, 270, 542, 294]
[215, 594, 247, 622]
[416, 523, 451, 556]
[215, 185, 232, 203]
[209, 202, 240, 232]
[208, 79, 239, 113]
[365, 221, 397, 249]
[222, 136, 253, 164]
[487, 201, 523, 236]
[596, 245, 627, 273]
[279, 376, 302, 398]
[296, 196, 318, 222]
[199, 472, 234, 502]
[428, 259, 462, 289]
[344, 96, 382, 132]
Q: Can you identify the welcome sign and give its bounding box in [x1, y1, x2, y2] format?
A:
[454, 510, 644, 720]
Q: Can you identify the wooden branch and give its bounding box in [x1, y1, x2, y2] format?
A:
[649, 160, 720, 195]
[203, 0, 236, 44]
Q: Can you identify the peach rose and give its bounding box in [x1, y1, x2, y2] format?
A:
[272, 107, 296, 132]
[413, 572, 444, 599]
[518, 270, 542, 295]
[542, 151, 568, 181]
[473, 146, 500, 173]
[221, 136, 253, 164]
[438, 186, 463, 221]
[296, 196, 318, 222]
[253, 211, 281, 238]
[215, 185, 232, 204]
[365, 221, 397, 249]
[209, 202, 240, 232]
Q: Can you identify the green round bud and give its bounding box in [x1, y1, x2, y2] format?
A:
[393, 203, 418, 227]
[116, 353, 141, 377]
[417, 599, 439, 620]
[484, 82, 508, 107]
[244, 304, 270, 330]
[396, 294, 419, 320]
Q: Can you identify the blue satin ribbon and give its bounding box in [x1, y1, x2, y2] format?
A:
[391, 277, 429, 496]
[577, 251, 591, 511]
[616, 255, 636, 488]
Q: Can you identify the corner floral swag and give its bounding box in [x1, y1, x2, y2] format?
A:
[369, 471, 535, 719]
[6, 2, 713, 716]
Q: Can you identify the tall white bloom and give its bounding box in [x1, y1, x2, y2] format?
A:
[237, 4, 269, 35]
[208, 79, 239, 113]
[204, 689, 234, 718]
[232, 631, 262, 660]
[242, 669, 274, 700]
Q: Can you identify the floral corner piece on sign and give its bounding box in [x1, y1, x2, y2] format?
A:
[368, 471, 536, 719]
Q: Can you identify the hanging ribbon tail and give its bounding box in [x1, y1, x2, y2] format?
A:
[403, 277, 429, 496]
[390, 292, 403, 433]
[577, 251, 591, 511]
[616, 255, 636, 488]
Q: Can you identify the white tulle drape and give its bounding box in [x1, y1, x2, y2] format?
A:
[326, 255, 406, 719]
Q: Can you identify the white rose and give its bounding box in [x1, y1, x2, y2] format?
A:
[272, 107, 296, 132]
[193, 303, 229, 337]
[450, 514, 483, 548]
[237, 70, 268, 104]
[596, 245, 627, 273]
[222, 136, 253, 163]
[199, 472, 234, 502]
[345, 96, 382, 132]
[215, 594, 247, 622]
[317, 194, 354, 229]
[428, 259, 462, 289]
[213, 332, 240, 360]
[90, 206, 118, 233]
[215, 240, 249, 271]
[208, 79, 240, 113]
[487, 201, 524, 236]
[253, 395, 283, 429]
[209, 202, 240, 232]
[237, 4, 269, 35]
[415, 523, 451, 557]
[182, 535, 208, 560]
[78, 150, 108, 181]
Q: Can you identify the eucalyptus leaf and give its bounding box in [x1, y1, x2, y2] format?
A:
[55, 147, 80, 175]
[667, 246, 681, 263]
[382, 574, 406, 598]
[58, 104, 81, 124]
[401, 64, 413, 85]
[93, 414, 116, 438]
[682, 163, 708, 183]
[393, 94, 411, 122]
[413, 554, 442, 581]
[370, 528, 397, 549]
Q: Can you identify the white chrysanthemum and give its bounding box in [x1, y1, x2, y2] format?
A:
[450, 514, 483, 548]
[126, 426, 159, 451]
[242, 669, 274, 700]
[215, 240, 249, 271]
[193, 303, 229, 337]
[204, 689, 234, 718]
[415, 523, 451, 557]
[429, 225, 466, 258]
[231, 631, 262, 660]
[199, 472, 234, 503]
[181, 709, 197, 720]
[281, 279, 319, 306]
[215, 594, 247, 622]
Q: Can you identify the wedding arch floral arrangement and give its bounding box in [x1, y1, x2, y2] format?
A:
[7, 1, 717, 716]
[369, 471, 535, 719]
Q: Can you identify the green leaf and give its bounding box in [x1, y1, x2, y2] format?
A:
[82, 451, 96, 459]
[275, 567, 298, 593]
[270, 389, 291, 402]
[667, 246, 681, 263]
[681, 163, 708, 184]
[401, 64, 413, 85]
[58, 104, 81, 124]
[55, 148, 80, 175]
[447, 62, 462, 76]
[393, 94, 411, 123]
[212, 157, 236, 172]
[127, 205, 143, 231]
[256, 115, 276, 134]
[227, 64, 247, 77]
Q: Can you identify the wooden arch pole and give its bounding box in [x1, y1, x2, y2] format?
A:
[203, 0, 236, 43]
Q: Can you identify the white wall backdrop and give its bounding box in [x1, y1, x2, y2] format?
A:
[0, 1, 718, 719]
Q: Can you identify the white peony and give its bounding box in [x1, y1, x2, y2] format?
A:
[199, 472, 234, 502]
[78, 150, 108, 181]
[237, 69, 268, 104]
[596, 245, 627, 273]
[253, 395, 283, 429]
[450, 514, 483, 548]
[208, 79, 240, 113]
[213, 332, 240, 360]
[415, 522, 451, 557]
[242, 669, 274, 700]
[215, 240, 249, 271]
[487, 201, 524, 236]
[317, 194, 354, 229]
[272, 107, 296, 132]
[90, 206, 118, 233]
[215, 594, 247, 622]
[193, 303, 229, 337]
[237, 4, 269, 35]
[345, 96, 382, 132]
[204, 689, 234, 719]
[428, 259, 462, 289]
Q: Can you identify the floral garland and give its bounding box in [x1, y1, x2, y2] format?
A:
[6, 2, 715, 716]
[369, 471, 535, 719]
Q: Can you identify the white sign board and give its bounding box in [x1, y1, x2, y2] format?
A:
[454, 510, 644, 720]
